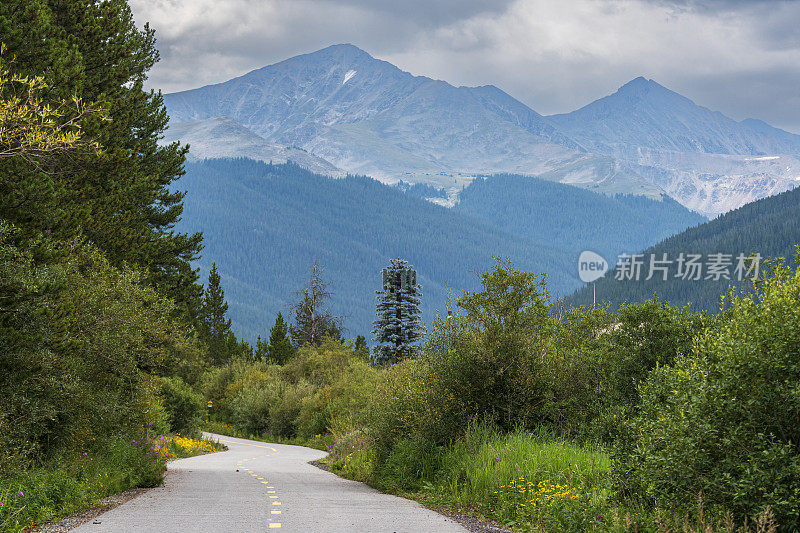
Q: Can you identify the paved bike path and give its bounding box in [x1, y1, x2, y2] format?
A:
[72, 433, 467, 532]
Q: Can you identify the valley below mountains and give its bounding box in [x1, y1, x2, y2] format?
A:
[173, 159, 704, 341]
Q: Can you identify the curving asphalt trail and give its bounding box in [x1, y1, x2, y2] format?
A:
[72, 433, 467, 532]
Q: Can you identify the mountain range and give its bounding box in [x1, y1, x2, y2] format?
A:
[163, 44, 800, 216]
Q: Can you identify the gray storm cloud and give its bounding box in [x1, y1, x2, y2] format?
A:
[131, 0, 800, 133]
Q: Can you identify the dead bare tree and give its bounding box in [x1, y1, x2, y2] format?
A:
[290, 259, 342, 346]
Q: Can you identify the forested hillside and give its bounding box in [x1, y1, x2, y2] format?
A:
[454, 174, 705, 263]
[566, 185, 800, 311]
[174, 159, 704, 341]
[175, 159, 570, 341]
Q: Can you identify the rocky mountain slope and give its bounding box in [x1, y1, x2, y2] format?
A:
[163, 44, 660, 197]
[163, 116, 341, 174]
[548, 77, 800, 215]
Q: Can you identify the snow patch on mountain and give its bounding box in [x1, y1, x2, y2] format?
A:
[343, 69, 357, 84]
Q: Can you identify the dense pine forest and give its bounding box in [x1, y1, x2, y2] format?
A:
[454, 174, 706, 264]
[174, 158, 703, 341]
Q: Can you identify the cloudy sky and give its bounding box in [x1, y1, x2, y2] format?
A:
[130, 0, 800, 132]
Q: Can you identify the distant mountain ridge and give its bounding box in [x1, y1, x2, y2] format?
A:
[547, 77, 800, 215]
[164, 44, 591, 187]
[163, 44, 800, 216]
[548, 77, 800, 157]
[165, 44, 579, 151]
[163, 116, 340, 174]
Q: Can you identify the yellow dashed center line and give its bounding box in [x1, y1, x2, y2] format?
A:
[222, 438, 284, 526]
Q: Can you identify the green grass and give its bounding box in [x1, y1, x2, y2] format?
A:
[438, 426, 610, 496]
[323, 425, 772, 532]
[432, 426, 614, 531]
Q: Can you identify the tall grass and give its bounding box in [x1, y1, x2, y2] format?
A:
[433, 424, 612, 531]
[438, 424, 610, 500]
[327, 422, 777, 532]
[326, 423, 613, 531]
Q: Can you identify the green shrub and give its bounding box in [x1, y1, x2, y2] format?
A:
[613, 257, 800, 528]
[159, 376, 205, 436]
[212, 338, 380, 441]
[367, 358, 438, 456]
[539, 305, 614, 439]
[224, 371, 312, 439]
[297, 393, 331, 439]
[0, 231, 181, 473]
[300, 355, 379, 439]
[545, 298, 705, 441]
[228, 380, 280, 436]
[268, 381, 312, 438]
[390, 261, 555, 451]
[281, 337, 352, 386]
[598, 297, 705, 407]
[200, 359, 275, 422]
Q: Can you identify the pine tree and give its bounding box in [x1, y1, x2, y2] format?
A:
[266, 313, 294, 364]
[200, 263, 232, 365]
[373, 259, 423, 365]
[353, 335, 369, 360]
[0, 0, 203, 319]
[255, 335, 268, 360]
